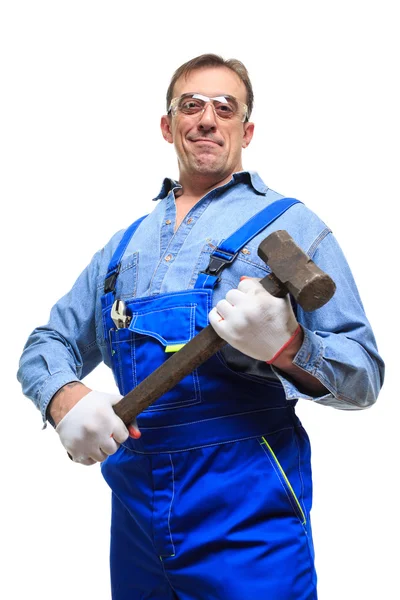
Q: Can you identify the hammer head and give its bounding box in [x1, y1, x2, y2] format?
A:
[258, 230, 336, 311]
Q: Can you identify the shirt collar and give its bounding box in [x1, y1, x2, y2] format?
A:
[232, 171, 269, 194]
[152, 178, 182, 201]
[152, 171, 268, 201]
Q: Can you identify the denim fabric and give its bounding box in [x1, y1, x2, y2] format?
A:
[17, 171, 384, 423]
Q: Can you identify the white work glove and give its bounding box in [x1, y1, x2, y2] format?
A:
[56, 390, 131, 466]
[209, 277, 301, 363]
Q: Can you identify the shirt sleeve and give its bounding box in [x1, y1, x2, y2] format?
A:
[17, 248, 105, 424]
[272, 230, 384, 409]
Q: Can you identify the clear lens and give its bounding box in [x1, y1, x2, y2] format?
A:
[213, 98, 237, 118]
[179, 97, 206, 115]
[170, 93, 247, 121]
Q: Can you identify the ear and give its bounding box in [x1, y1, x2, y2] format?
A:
[242, 121, 255, 148]
[160, 115, 174, 144]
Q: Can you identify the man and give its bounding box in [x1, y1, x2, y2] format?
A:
[18, 54, 384, 599]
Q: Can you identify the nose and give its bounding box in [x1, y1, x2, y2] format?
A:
[197, 102, 217, 132]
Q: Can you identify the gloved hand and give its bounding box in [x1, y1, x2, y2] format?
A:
[56, 390, 136, 466]
[209, 277, 301, 363]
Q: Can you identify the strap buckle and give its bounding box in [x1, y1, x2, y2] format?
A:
[201, 251, 238, 278]
[104, 266, 120, 293]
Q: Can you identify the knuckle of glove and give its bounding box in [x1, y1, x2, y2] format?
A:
[237, 277, 261, 293]
[113, 423, 130, 444]
[224, 314, 249, 343]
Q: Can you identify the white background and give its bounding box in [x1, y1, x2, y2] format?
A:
[1, 1, 398, 598]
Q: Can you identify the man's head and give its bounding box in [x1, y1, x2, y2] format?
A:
[161, 54, 255, 186]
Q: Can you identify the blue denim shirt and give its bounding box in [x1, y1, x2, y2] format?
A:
[17, 171, 384, 423]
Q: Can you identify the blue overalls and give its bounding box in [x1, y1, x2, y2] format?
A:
[100, 199, 317, 600]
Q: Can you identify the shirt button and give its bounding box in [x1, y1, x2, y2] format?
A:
[187, 218, 193, 224]
[165, 254, 172, 262]
[165, 219, 172, 225]
[241, 248, 251, 255]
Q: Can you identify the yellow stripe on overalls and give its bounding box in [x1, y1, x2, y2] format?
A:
[261, 436, 306, 525]
[165, 344, 186, 353]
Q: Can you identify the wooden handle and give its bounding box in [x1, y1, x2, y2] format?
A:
[113, 240, 335, 424]
[113, 325, 226, 425]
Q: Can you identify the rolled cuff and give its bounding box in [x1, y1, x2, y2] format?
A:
[271, 326, 375, 410]
[271, 326, 337, 404]
[38, 371, 80, 426]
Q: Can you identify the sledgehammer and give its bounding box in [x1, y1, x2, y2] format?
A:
[112, 230, 336, 425]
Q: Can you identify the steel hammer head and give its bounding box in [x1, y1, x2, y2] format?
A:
[257, 230, 336, 311]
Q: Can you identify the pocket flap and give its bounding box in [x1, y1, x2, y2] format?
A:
[129, 303, 195, 346]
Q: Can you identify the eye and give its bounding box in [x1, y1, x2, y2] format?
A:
[180, 99, 204, 114]
[214, 102, 235, 118]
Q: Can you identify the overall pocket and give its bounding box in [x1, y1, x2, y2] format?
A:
[108, 290, 211, 411]
[258, 429, 307, 526]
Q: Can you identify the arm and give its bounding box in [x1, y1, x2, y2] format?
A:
[17, 235, 139, 463]
[278, 232, 384, 409]
[48, 381, 92, 426]
[210, 231, 384, 410]
[270, 327, 328, 396]
[17, 247, 105, 425]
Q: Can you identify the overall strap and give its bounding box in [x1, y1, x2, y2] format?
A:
[195, 198, 301, 289]
[104, 215, 148, 294]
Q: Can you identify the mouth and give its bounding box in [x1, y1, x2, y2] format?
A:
[188, 137, 223, 147]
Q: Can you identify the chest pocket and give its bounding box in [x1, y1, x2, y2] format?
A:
[108, 289, 211, 411]
[114, 253, 139, 299]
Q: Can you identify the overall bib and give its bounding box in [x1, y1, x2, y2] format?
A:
[100, 198, 317, 600]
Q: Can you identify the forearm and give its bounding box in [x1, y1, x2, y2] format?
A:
[17, 248, 106, 423]
[274, 232, 385, 409]
[271, 327, 328, 396]
[272, 323, 384, 409]
[17, 329, 87, 423]
[47, 381, 92, 427]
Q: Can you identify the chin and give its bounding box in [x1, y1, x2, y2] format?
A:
[192, 158, 226, 176]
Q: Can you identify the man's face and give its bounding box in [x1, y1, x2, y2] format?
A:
[161, 67, 254, 181]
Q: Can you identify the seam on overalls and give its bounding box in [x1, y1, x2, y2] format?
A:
[258, 438, 301, 521]
[190, 300, 203, 404]
[141, 406, 291, 429]
[206, 289, 212, 315]
[122, 426, 295, 455]
[126, 290, 212, 304]
[258, 437, 306, 526]
[160, 556, 178, 592]
[200, 274, 214, 289]
[293, 428, 307, 518]
[167, 454, 176, 556]
[189, 303, 195, 339]
[192, 367, 202, 406]
[130, 304, 197, 345]
[128, 301, 201, 411]
[142, 396, 201, 412]
[131, 304, 198, 317]
[148, 455, 159, 558]
[131, 331, 137, 389]
[116, 334, 125, 395]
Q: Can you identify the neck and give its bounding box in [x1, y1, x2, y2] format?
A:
[177, 166, 243, 199]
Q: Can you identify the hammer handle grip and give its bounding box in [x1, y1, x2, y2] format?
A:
[260, 272, 288, 298]
[113, 324, 226, 425]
